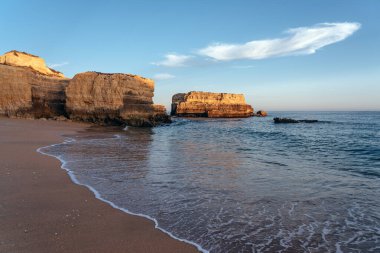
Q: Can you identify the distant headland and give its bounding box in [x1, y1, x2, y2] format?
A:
[171, 91, 254, 118]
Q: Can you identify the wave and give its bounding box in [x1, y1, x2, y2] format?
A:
[36, 138, 209, 253]
[34, 112, 380, 252]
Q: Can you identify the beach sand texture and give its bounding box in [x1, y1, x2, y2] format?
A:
[0, 118, 198, 253]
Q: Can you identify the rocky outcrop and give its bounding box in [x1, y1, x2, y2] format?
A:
[0, 51, 170, 126]
[0, 51, 65, 78]
[66, 72, 171, 126]
[0, 64, 32, 116]
[255, 110, 268, 117]
[0, 53, 69, 118]
[31, 74, 69, 118]
[171, 91, 254, 118]
[273, 117, 319, 123]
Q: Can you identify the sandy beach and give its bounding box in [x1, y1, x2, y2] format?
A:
[0, 118, 198, 253]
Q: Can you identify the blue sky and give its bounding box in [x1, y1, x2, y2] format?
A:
[1, 0, 379, 110]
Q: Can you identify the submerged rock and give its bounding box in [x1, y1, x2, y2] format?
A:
[274, 117, 300, 123]
[299, 119, 319, 123]
[171, 91, 254, 118]
[273, 117, 319, 123]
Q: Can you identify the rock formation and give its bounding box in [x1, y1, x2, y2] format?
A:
[256, 110, 268, 117]
[171, 91, 254, 118]
[0, 51, 69, 118]
[0, 50, 170, 126]
[66, 72, 170, 126]
[273, 117, 319, 123]
[0, 50, 65, 78]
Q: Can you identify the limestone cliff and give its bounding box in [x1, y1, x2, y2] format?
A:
[0, 51, 65, 78]
[0, 54, 69, 118]
[171, 91, 254, 118]
[0, 51, 170, 126]
[66, 72, 171, 126]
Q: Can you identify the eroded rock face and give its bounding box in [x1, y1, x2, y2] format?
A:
[0, 62, 69, 118]
[0, 50, 170, 126]
[31, 74, 69, 118]
[0, 51, 65, 78]
[0, 64, 32, 116]
[171, 91, 254, 118]
[66, 72, 170, 126]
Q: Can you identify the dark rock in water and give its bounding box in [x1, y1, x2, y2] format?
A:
[256, 110, 268, 117]
[299, 119, 319, 123]
[274, 117, 299, 123]
[273, 117, 319, 123]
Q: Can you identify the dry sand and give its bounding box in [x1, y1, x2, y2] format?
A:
[0, 118, 199, 253]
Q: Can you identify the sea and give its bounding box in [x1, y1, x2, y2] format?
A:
[38, 111, 380, 253]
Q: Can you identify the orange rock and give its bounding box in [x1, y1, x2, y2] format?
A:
[0, 50, 65, 78]
[0, 50, 68, 118]
[0, 51, 170, 126]
[256, 110, 268, 117]
[66, 72, 170, 126]
[171, 91, 254, 118]
[0, 63, 69, 118]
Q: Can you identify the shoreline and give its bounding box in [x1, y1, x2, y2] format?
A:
[37, 136, 208, 253]
[0, 118, 200, 253]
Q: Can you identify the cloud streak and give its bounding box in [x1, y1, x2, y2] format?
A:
[153, 73, 175, 80]
[198, 22, 361, 61]
[49, 62, 69, 68]
[152, 54, 192, 67]
[231, 65, 255, 69]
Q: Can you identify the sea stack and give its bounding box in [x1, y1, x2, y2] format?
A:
[171, 91, 254, 118]
[65, 72, 170, 126]
[0, 50, 170, 126]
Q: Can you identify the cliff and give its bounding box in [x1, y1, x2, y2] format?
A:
[65, 72, 170, 126]
[0, 51, 69, 118]
[171, 91, 254, 118]
[0, 51, 170, 126]
[0, 50, 65, 78]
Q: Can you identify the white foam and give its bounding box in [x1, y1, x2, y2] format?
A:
[37, 138, 209, 253]
[114, 134, 122, 139]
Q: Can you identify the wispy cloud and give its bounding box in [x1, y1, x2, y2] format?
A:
[153, 73, 175, 80]
[152, 54, 193, 67]
[49, 62, 69, 68]
[231, 65, 255, 69]
[198, 22, 361, 61]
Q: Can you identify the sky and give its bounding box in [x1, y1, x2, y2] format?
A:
[1, 0, 379, 110]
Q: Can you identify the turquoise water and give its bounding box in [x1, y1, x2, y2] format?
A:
[41, 112, 380, 252]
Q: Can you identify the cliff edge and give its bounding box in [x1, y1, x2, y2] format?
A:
[0, 50, 65, 78]
[0, 51, 170, 126]
[0, 51, 69, 118]
[66, 72, 170, 126]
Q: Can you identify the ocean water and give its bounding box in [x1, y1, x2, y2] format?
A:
[39, 112, 380, 253]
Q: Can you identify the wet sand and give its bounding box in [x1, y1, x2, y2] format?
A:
[0, 118, 198, 253]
